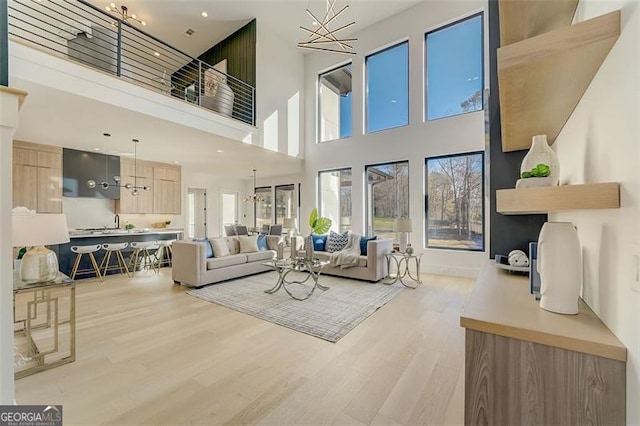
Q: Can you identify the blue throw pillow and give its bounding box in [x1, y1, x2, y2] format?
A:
[360, 235, 377, 256]
[312, 234, 328, 251]
[257, 234, 268, 251]
[193, 238, 214, 258]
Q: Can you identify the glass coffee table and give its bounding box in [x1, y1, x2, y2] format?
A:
[263, 257, 330, 301]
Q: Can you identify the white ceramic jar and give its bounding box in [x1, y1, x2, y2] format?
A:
[520, 134, 560, 186]
[537, 222, 582, 315]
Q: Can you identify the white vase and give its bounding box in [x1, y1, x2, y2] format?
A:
[537, 222, 582, 315]
[520, 134, 560, 186]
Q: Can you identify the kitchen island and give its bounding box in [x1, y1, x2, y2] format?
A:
[58, 229, 184, 279]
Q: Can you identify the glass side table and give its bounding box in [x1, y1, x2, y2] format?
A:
[384, 252, 423, 289]
[13, 271, 75, 379]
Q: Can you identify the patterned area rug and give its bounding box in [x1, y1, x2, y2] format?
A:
[186, 271, 404, 342]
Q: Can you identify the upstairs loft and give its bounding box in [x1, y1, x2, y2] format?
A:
[7, 0, 256, 129]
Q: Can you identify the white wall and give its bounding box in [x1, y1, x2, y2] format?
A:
[551, 1, 640, 421]
[302, 0, 488, 277]
[255, 24, 305, 157]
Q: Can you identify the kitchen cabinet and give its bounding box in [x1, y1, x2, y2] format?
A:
[117, 159, 181, 214]
[13, 141, 62, 213]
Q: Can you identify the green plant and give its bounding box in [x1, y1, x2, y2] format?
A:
[165, 220, 171, 225]
[17, 247, 27, 260]
[521, 163, 550, 179]
[308, 208, 332, 235]
[125, 223, 135, 230]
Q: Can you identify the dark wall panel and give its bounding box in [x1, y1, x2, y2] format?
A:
[488, 0, 547, 257]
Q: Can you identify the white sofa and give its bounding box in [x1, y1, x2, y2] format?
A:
[172, 236, 279, 288]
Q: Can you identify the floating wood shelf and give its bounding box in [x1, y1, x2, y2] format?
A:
[498, 0, 578, 46]
[496, 182, 620, 214]
[498, 10, 620, 152]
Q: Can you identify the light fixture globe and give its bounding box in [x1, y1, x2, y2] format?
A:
[86, 179, 97, 189]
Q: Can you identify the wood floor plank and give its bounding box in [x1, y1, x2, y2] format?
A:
[14, 269, 473, 425]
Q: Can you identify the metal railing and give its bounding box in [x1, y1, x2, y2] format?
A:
[8, 0, 255, 125]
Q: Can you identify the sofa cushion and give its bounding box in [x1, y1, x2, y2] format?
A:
[257, 234, 268, 251]
[266, 235, 281, 251]
[245, 251, 275, 262]
[315, 251, 367, 267]
[326, 231, 349, 253]
[239, 235, 259, 253]
[211, 238, 230, 258]
[225, 237, 241, 255]
[360, 235, 377, 256]
[193, 238, 214, 258]
[312, 234, 327, 251]
[206, 254, 246, 270]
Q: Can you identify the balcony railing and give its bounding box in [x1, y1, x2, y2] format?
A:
[8, 0, 255, 125]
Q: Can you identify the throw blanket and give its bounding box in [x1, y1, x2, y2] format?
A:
[329, 234, 361, 269]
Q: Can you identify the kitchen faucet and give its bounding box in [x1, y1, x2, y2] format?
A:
[114, 214, 120, 229]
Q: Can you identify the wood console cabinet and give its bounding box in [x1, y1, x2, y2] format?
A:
[461, 262, 626, 425]
[13, 141, 62, 213]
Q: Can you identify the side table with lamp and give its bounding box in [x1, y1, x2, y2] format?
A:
[12, 209, 76, 378]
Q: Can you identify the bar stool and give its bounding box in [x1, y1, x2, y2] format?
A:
[155, 239, 175, 268]
[129, 241, 160, 275]
[70, 244, 103, 282]
[100, 242, 131, 278]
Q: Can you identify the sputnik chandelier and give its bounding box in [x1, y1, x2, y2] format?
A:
[298, 0, 357, 55]
[105, 3, 146, 26]
[244, 169, 265, 203]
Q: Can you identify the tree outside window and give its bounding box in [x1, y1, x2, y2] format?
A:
[426, 152, 484, 250]
[365, 161, 409, 240]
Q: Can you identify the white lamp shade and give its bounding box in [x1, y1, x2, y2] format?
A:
[393, 218, 413, 233]
[283, 218, 297, 229]
[13, 214, 70, 247]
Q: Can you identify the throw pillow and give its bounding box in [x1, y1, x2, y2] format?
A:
[210, 238, 230, 258]
[257, 234, 268, 251]
[238, 235, 259, 253]
[360, 235, 377, 256]
[193, 238, 214, 258]
[326, 231, 349, 253]
[312, 234, 328, 251]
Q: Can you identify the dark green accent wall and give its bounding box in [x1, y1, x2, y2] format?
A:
[1, 0, 8, 86]
[171, 19, 256, 124]
[488, 0, 547, 258]
[199, 19, 256, 88]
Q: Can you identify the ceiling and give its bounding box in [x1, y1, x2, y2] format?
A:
[89, 0, 424, 57]
[13, 0, 425, 181]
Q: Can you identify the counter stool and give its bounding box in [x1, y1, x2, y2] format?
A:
[100, 242, 131, 278]
[155, 239, 175, 268]
[70, 244, 103, 282]
[129, 241, 160, 275]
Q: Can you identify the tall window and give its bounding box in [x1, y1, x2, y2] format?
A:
[365, 161, 409, 239]
[426, 13, 484, 121]
[275, 184, 297, 224]
[319, 63, 352, 142]
[318, 169, 352, 233]
[366, 41, 409, 133]
[426, 152, 484, 251]
[255, 187, 272, 229]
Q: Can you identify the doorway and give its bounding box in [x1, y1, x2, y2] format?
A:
[187, 188, 207, 238]
[221, 191, 238, 235]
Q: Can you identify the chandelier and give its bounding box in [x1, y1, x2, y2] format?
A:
[298, 0, 357, 55]
[87, 138, 151, 197]
[244, 169, 265, 203]
[105, 3, 146, 26]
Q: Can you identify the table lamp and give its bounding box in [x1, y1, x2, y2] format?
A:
[283, 217, 297, 247]
[393, 217, 412, 253]
[13, 212, 70, 283]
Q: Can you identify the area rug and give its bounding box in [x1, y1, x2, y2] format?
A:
[186, 271, 404, 342]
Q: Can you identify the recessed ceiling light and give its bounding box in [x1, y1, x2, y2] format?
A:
[93, 147, 101, 151]
[173, 161, 179, 164]
[154, 51, 160, 57]
[201, 11, 208, 18]
[217, 149, 223, 153]
[312, 21, 318, 26]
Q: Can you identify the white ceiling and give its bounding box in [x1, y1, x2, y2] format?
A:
[89, 0, 424, 57]
[13, 0, 425, 181]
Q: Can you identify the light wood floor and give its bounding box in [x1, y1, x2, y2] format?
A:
[14, 268, 474, 425]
